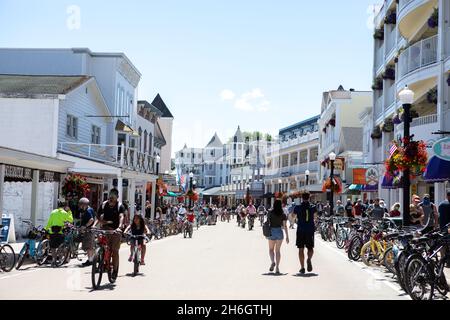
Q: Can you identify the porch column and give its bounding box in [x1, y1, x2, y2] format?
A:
[435, 182, 446, 206]
[30, 169, 39, 225]
[129, 179, 136, 217]
[117, 176, 123, 202]
[150, 181, 156, 220]
[142, 181, 148, 215]
[0, 164, 4, 214]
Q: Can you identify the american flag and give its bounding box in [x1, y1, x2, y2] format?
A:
[389, 143, 398, 158]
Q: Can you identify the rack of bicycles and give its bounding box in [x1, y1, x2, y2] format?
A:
[316, 215, 450, 300]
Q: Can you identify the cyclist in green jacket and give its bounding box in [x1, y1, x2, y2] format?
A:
[46, 201, 74, 267]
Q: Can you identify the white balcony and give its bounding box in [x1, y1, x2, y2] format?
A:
[279, 131, 319, 150]
[374, 95, 384, 121]
[396, 114, 438, 146]
[398, 35, 438, 79]
[58, 142, 157, 175]
[385, 83, 396, 110]
[385, 26, 397, 59]
[375, 44, 385, 73]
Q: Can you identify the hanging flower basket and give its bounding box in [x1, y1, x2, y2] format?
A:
[321, 177, 342, 194]
[384, 11, 397, 24]
[392, 113, 402, 125]
[329, 118, 336, 127]
[392, 175, 403, 187]
[62, 174, 90, 200]
[382, 118, 394, 132]
[384, 139, 428, 177]
[373, 28, 384, 40]
[428, 8, 438, 28]
[371, 78, 383, 91]
[322, 127, 327, 134]
[371, 126, 382, 139]
[382, 67, 396, 81]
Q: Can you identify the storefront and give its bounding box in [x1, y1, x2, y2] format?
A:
[0, 146, 74, 241]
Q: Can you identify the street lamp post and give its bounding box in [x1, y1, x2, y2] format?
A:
[189, 172, 194, 208]
[329, 152, 336, 215]
[305, 169, 310, 187]
[246, 183, 251, 205]
[399, 85, 414, 226]
[155, 155, 161, 175]
[278, 179, 282, 193]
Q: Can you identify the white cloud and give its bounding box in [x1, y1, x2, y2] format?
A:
[220, 89, 236, 101]
[233, 88, 270, 112]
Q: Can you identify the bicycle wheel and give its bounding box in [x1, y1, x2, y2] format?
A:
[383, 247, 396, 274]
[16, 243, 29, 270]
[348, 236, 362, 261]
[405, 254, 433, 300]
[36, 240, 50, 266]
[395, 251, 408, 291]
[133, 249, 139, 276]
[361, 242, 375, 267]
[55, 244, 69, 267]
[91, 248, 104, 290]
[335, 228, 346, 249]
[0, 244, 16, 272]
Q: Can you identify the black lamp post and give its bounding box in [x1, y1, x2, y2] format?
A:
[329, 152, 336, 215]
[278, 179, 282, 193]
[246, 183, 251, 205]
[188, 172, 194, 208]
[305, 169, 310, 187]
[399, 85, 414, 227]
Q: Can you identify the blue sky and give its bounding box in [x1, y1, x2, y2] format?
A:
[0, 0, 380, 155]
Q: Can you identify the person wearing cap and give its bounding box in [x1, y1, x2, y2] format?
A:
[419, 194, 438, 231]
[410, 195, 424, 225]
[78, 197, 96, 267]
[45, 200, 73, 267]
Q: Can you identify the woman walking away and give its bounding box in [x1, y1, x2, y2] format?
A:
[266, 200, 289, 274]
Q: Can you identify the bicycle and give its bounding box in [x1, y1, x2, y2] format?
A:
[183, 220, 193, 238]
[126, 233, 149, 277]
[16, 221, 50, 270]
[0, 225, 16, 272]
[91, 229, 121, 290]
[54, 224, 83, 267]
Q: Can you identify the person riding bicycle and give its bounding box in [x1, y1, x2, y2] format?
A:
[247, 201, 257, 223]
[78, 197, 96, 267]
[95, 188, 125, 281]
[124, 214, 150, 265]
[45, 200, 74, 267]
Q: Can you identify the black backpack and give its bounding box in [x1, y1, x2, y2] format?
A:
[263, 212, 272, 237]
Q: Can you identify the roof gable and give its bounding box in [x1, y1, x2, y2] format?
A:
[205, 133, 223, 148]
[151, 94, 174, 118]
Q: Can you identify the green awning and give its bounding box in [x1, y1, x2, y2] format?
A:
[166, 191, 181, 197]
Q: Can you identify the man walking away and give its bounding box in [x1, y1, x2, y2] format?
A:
[78, 198, 96, 267]
[294, 192, 317, 274]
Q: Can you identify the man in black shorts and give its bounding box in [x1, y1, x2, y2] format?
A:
[294, 192, 316, 274]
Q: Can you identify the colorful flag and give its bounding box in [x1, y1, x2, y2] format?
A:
[389, 143, 398, 158]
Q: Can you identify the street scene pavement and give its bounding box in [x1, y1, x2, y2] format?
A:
[1, 221, 410, 300]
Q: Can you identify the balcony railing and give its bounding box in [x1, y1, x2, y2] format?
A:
[375, 44, 385, 71]
[385, 83, 396, 108]
[279, 131, 319, 150]
[374, 95, 384, 120]
[397, 113, 438, 131]
[398, 35, 438, 79]
[385, 26, 396, 58]
[399, 0, 414, 12]
[58, 142, 157, 174]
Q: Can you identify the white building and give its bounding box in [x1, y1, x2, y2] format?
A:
[370, 0, 450, 206]
[264, 116, 321, 206]
[318, 86, 373, 202]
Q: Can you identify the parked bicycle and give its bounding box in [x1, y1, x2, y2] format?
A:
[16, 220, 50, 270]
[0, 224, 15, 272]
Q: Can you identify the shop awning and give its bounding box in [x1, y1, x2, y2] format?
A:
[424, 156, 450, 183]
[304, 184, 324, 193]
[381, 174, 396, 189]
[115, 119, 139, 136]
[348, 184, 363, 191]
[362, 184, 378, 192]
[201, 186, 223, 196]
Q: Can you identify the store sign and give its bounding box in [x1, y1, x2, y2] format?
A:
[5, 165, 32, 180]
[330, 158, 345, 171]
[353, 168, 367, 185]
[0, 217, 11, 242]
[433, 138, 450, 161]
[39, 171, 60, 182]
[365, 167, 379, 186]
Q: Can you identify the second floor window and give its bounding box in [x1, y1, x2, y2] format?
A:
[91, 125, 101, 144]
[67, 115, 78, 139]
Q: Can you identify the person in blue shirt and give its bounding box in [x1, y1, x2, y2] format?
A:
[78, 198, 96, 267]
[294, 192, 317, 274]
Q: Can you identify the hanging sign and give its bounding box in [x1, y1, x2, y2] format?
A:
[433, 138, 450, 161]
[365, 167, 379, 186]
[353, 168, 367, 185]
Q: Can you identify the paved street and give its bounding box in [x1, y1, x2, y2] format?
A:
[1, 220, 409, 300]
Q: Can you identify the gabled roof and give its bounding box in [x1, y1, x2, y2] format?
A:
[137, 100, 163, 117]
[339, 127, 363, 154]
[151, 94, 174, 118]
[0, 74, 91, 97]
[233, 126, 244, 143]
[205, 133, 223, 148]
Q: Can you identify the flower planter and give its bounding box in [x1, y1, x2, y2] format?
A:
[393, 114, 402, 125]
[382, 68, 395, 81]
[428, 8, 439, 28]
[382, 119, 394, 133]
[384, 12, 397, 25]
